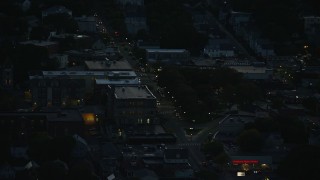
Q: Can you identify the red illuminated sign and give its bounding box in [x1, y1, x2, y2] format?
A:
[232, 160, 259, 164]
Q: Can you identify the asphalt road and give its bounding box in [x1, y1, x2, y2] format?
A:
[115, 35, 231, 172]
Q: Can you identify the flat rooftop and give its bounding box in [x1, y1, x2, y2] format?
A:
[51, 33, 89, 39]
[74, 16, 96, 21]
[193, 59, 216, 67]
[229, 66, 272, 74]
[95, 78, 140, 85]
[114, 86, 156, 99]
[19, 40, 58, 46]
[85, 60, 132, 70]
[29, 70, 136, 79]
[146, 49, 188, 53]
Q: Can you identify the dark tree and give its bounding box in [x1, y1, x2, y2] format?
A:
[202, 140, 224, 156]
[43, 14, 78, 33]
[237, 129, 264, 152]
[278, 145, 320, 180]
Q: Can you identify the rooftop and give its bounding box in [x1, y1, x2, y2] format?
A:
[85, 60, 132, 70]
[146, 49, 188, 53]
[19, 40, 58, 47]
[114, 86, 156, 99]
[229, 66, 272, 74]
[30, 70, 136, 79]
[74, 16, 96, 22]
[51, 33, 89, 39]
[95, 78, 140, 85]
[42, 6, 71, 14]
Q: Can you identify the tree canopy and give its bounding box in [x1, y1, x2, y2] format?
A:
[278, 145, 320, 180]
[236, 128, 264, 153]
[145, 0, 208, 55]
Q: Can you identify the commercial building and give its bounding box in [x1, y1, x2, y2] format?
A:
[28, 78, 86, 107]
[107, 85, 157, 125]
[146, 49, 190, 65]
[29, 70, 137, 107]
[85, 60, 132, 71]
[0, 110, 85, 138]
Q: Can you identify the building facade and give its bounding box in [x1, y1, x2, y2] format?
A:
[107, 85, 157, 125]
[75, 16, 97, 33]
[146, 49, 190, 65]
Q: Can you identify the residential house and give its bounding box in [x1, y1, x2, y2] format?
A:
[303, 16, 320, 35]
[191, 10, 210, 33]
[14, 0, 31, 12]
[92, 39, 106, 50]
[256, 43, 276, 57]
[303, 16, 320, 45]
[0, 65, 14, 89]
[42, 6, 72, 19]
[74, 16, 97, 33]
[124, 11, 148, 35]
[229, 11, 252, 35]
[204, 39, 235, 58]
[248, 38, 276, 57]
[72, 134, 90, 158]
[0, 165, 15, 180]
[209, 25, 226, 39]
[49, 53, 69, 69]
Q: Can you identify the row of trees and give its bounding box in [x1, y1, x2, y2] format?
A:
[230, 0, 303, 42]
[237, 114, 309, 154]
[145, 0, 208, 55]
[157, 67, 263, 122]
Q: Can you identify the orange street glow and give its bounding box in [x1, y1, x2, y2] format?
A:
[82, 113, 95, 125]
